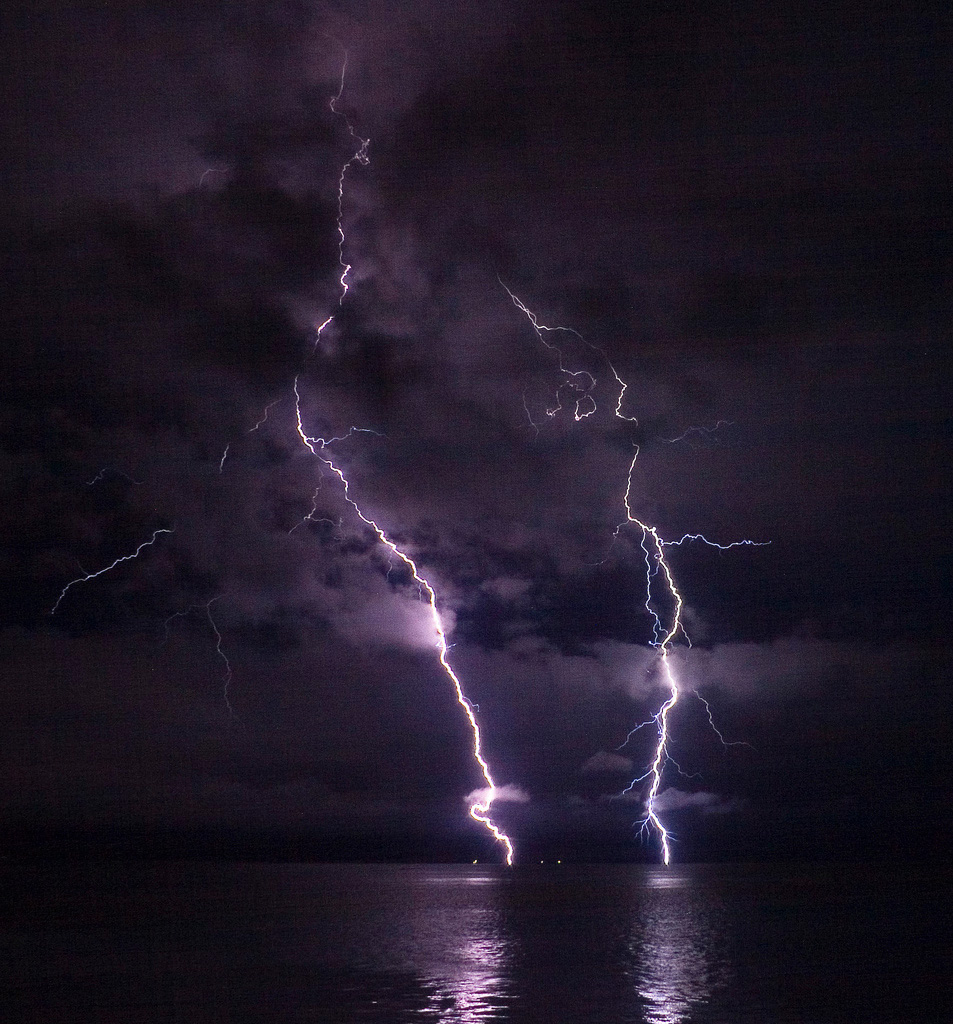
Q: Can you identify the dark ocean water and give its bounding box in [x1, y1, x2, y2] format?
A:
[1, 860, 950, 1023]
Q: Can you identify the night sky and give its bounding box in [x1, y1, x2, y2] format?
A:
[3, 0, 951, 863]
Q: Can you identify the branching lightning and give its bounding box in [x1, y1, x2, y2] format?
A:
[662, 420, 732, 445]
[617, 447, 686, 864]
[500, 279, 636, 423]
[502, 285, 764, 864]
[46, 39, 767, 867]
[293, 381, 515, 863]
[314, 43, 370, 350]
[288, 485, 338, 535]
[162, 597, 235, 717]
[284, 50, 515, 862]
[663, 533, 768, 551]
[51, 527, 173, 615]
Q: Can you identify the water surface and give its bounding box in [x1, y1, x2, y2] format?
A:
[1, 861, 949, 1022]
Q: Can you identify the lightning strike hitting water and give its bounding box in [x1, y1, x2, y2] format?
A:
[51, 527, 173, 615]
[502, 285, 763, 863]
[617, 448, 685, 865]
[293, 381, 515, 863]
[278, 51, 515, 861]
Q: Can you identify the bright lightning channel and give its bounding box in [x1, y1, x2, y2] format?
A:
[286, 49, 514, 861]
[617, 447, 685, 865]
[293, 380, 515, 863]
[502, 285, 764, 864]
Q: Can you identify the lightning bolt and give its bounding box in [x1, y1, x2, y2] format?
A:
[51, 527, 173, 615]
[693, 689, 752, 749]
[85, 467, 142, 487]
[293, 380, 515, 863]
[617, 447, 684, 864]
[662, 420, 732, 445]
[288, 485, 339, 535]
[500, 279, 635, 423]
[277, 49, 515, 861]
[313, 42, 370, 350]
[204, 597, 234, 718]
[199, 167, 226, 188]
[248, 399, 281, 433]
[663, 533, 768, 551]
[502, 285, 764, 864]
[162, 597, 235, 717]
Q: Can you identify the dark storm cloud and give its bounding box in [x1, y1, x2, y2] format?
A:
[2, 0, 951, 861]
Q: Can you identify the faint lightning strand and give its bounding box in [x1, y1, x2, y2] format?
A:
[52, 528, 173, 614]
[662, 420, 732, 445]
[616, 712, 663, 751]
[294, 384, 515, 864]
[204, 597, 235, 718]
[693, 690, 752, 749]
[500, 280, 595, 420]
[86, 468, 142, 487]
[288, 485, 338, 535]
[161, 597, 235, 717]
[315, 47, 370, 349]
[500, 279, 636, 423]
[522, 393, 541, 438]
[248, 399, 281, 433]
[199, 167, 226, 188]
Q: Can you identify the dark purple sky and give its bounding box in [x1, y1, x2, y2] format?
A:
[2, 0, 951, 861]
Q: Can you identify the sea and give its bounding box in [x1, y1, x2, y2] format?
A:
[1, 860, 950, 1023]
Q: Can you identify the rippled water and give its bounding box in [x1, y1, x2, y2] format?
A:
[1, 861, 949, 1022]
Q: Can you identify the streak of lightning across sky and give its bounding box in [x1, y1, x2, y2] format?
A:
[42, 43, 757, 867]
[287, 52, 515, 862]
[617, 448, 686, 866]
[162, 598, 235, 718]
[51, 528, 174, 615]
[501, 285, 765, 864]
[293, 381, 515, 864]
[314, 42, 369, 347]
